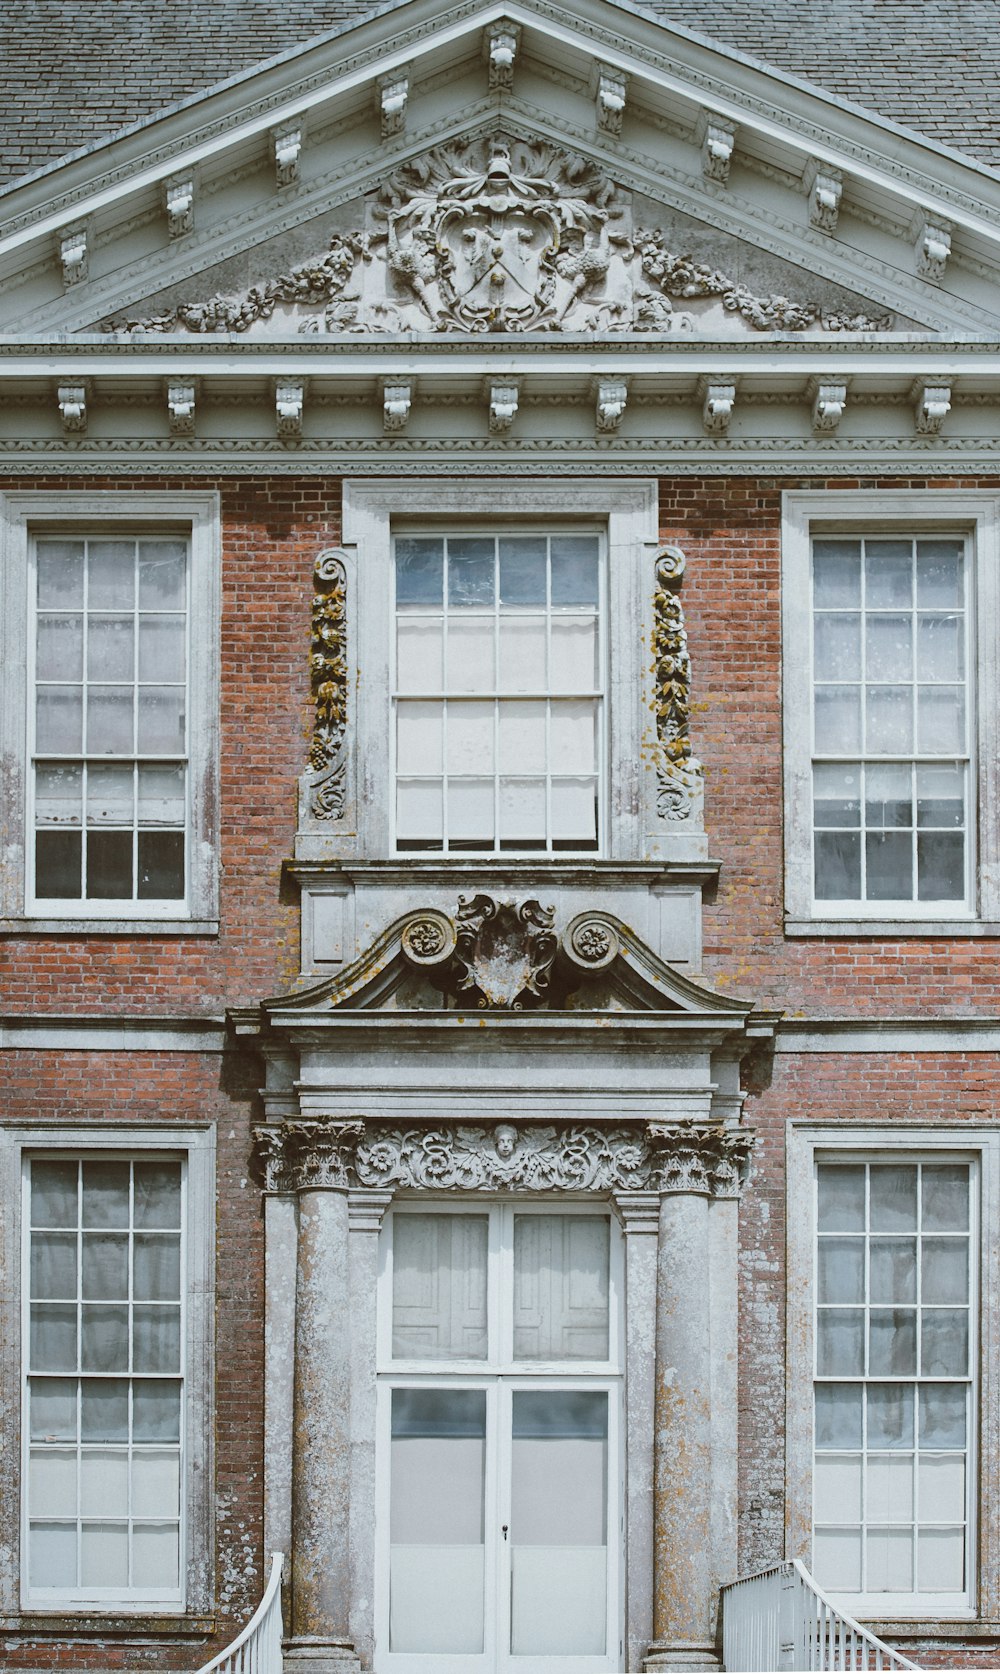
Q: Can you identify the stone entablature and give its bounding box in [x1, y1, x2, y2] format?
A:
[253, 1115, 754, 1197]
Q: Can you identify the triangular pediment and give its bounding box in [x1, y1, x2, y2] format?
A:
[256, 896, 761, 1024]
[3, 0, 1000, 339]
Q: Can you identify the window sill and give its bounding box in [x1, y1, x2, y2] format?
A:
[785, 918, 999, 938]
[0, 918, 220, 937]
[1, 1612, 215, 1634]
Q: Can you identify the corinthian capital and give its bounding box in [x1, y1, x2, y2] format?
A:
[646, 1122, 754, 1198]
[253, 1119, 366, 1192]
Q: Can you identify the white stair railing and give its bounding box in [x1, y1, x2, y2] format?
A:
[196, 1552, 284, 1674]
[721, 1559, 921, 1672]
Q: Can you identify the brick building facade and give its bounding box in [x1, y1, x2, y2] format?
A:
[2, 2, 1000, 1670]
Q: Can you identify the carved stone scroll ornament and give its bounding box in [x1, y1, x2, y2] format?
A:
[254, 1118, 753, 1197]
[652, 547, 704, 822]
[105, 135, 894, 340]
[402, 893, 559, 1009]
[307, 550, 348, 819]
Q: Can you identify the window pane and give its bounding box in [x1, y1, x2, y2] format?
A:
[866, 833, 912, 901]
[81, 1305, 129, 1372]
[916, 541, 963, 607]
[29, 1523, 77, 1589]
[132, 1381, 181, 1442]
[36, 686, 83, 753]
[390, 1389, 486, 1654]
[869, 1239, 916, 1304]
[813, 1529, 861, 1591]
[37, 616, 83, 681]
[499, 538, 546, 604]
[817, 1238, 865, 1304]
[815, 1385, 863, 1449]
[919, 1454, 964, 1521]
[499, 779, 546, 843]
[132, 1304, 181, 1372]
[80, 1521, 129, 1588]
[498, 617, 546, 692]
[35, 764, 83, 828]
[917, 1529, 965, 1592]
[391, 1215, 488, 1360]
[816, 1310, 864, 1376]
[867, 1455, 913, 1523]
[449, 778, 493, 842]
[867, 1529, 913, 1592]
[498, 703, 546, 774]
[30, 1449, 77, 1517]
[917, 833, 964, 901]
[397, 703, 443, 774]
[513, 1216, 610, 1360]
[137, 687, 185, 753]
[395, 539, 443, 607]
[510, 1390, 608, 1656]
[30, 1379, 77, 1442]
[446, 703, 493, 774]
[132, 1451, 180, 1516]
[133, 1163, 182, 1229]
[917, 687, 965, 753]
[88, 542, 135, 609]
[137, 830, 185, 899]
[88, 616, 134, 682]
[817, 1166, 865, 1232]
[814, 615, 861, 681]
[37, 541, 84, 609]
[449, 620, 495, 692]
[448, 539, 494, 606]
[397, 620, 443, 692]
[814, 831, 861, 900]
[870, 1167, 917, 1231]
[814, 686, 861, 753]
[922, 1167, 969, 1231]
[82, 1162, 130, 1228]
[134, 1234, 181, 1300]
[82, 1234, 129, 1299]
[866, 615, 912, 682]
[81, 1450, 127, 1516]
[87, 686, 134, 754]
[865, 542, 912, 608]
[31, 1305, 77, 1371]
[920, 1311, 968, 1378]
[550, 537, 599, 606]
[921, 1239, 968, 1304]
[138, 615, 186, 682]
[813, 542, 861, 607]
[916, 766, 964, 829]
[138, 540, 187, 609]
[137, 765, 185, 827]
[81, 1379, 129, 1442]
[35, 829, 83, 897]
[550, 617, 598, 690]
[550, 702, 597, 773]
[133, 1522, 180, 1588]
[919, 615, 963, 682]
[396, 779, 443, 843]
[867, 1385, 914, 1450]
[31, 1234, 77, 1299]
[88, 765, 134, 827]
[87, 830, 133, 899]
[866, 686, 912, 752]
[868, 1309, 916, 1375]
[815, 1455, 862, 1522]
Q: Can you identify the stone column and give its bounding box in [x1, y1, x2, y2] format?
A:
[615, 1191, 660, 1672]
[347, 1190, 393, 1671]
[643, 1125, 749, 1673]
[284, 1124, 363, 1674]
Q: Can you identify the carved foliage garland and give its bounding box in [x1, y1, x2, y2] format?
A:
[307, 549, 349, 819]
[253, 1118, 754, 1197]
[652, 545, 704, 822]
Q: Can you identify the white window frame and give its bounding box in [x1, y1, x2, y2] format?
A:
[390, 526, 608, 857]
[786, 1122, 1000, 1626]
[0, 492, 220, 932]
[782, 491, 1000, 934]
[374, 1201, 624, 1673]
[327, 478, 661, 863]
[0, 1124, 214, 1620]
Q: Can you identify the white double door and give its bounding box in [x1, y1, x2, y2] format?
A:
[377, 1377, 621, 1673]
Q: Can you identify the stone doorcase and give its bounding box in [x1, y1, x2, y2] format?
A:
[234, 899, 776, 1672]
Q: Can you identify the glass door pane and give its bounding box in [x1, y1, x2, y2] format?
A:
[512, 1215, 610, 1360]
[509, 1390, 608, 1656]
[390, 1389, 486, 1653]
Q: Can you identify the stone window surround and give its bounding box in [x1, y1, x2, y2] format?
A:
[781, 490, 1000, 936]
[0, 490, 221, 934]
[296, 476, 695, 866]
[0, 1122, 216, 1625]
[785, 1122, 1000, 1632]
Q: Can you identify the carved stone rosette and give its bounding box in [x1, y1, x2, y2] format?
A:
[254, 1118, 754, 1198]
[652, 546, 705, 823]
[307, 549, 349, 819]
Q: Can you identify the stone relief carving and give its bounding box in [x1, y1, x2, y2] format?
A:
[307, 549, 349, 819]
[398, 894, 560, 1009]
[253, 1117, 754, 1197]
[105, 135, 894, 338]
[652, 546, 704, 822]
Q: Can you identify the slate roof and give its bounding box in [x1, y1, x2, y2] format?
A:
[1, 0, 999, 189]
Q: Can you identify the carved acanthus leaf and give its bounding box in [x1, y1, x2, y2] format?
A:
[307, 549, 348, 819]
[653, 546, 704, 823]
